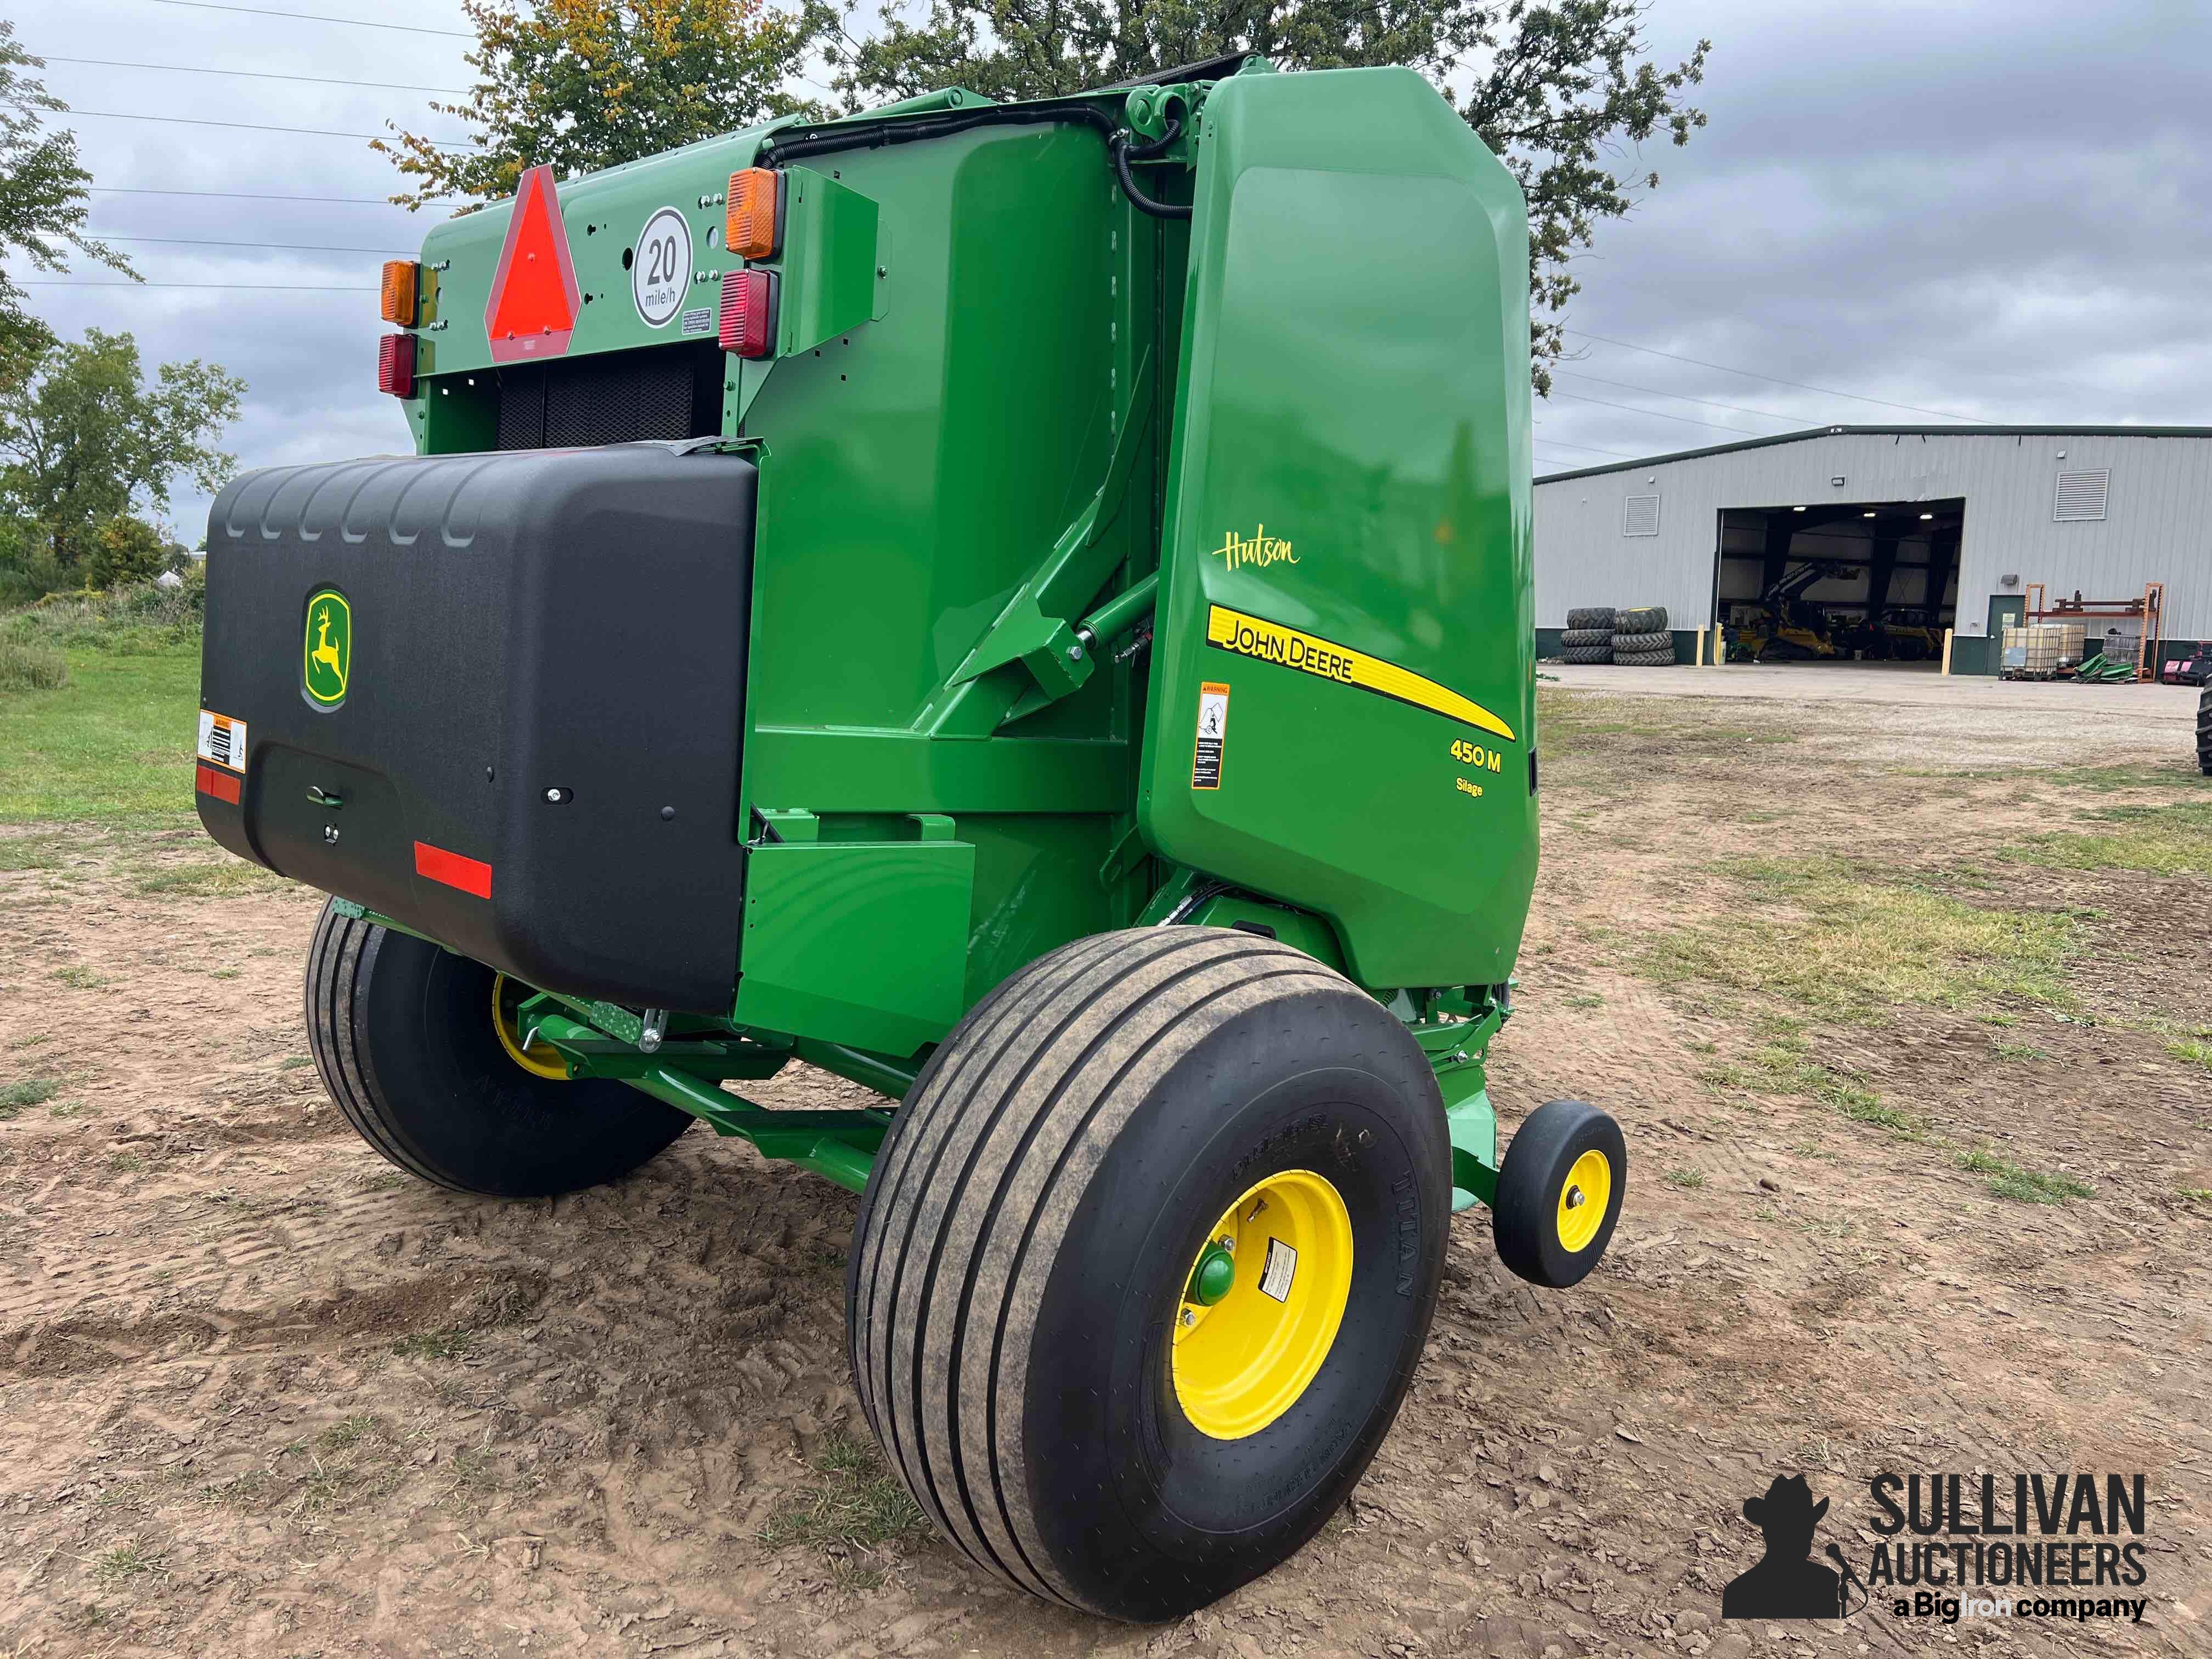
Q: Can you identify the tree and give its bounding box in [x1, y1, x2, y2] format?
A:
[376, 0, 832, 210]
[0, 21, 134, 361]
[84, 514, 167, 589]
[833, 0, 1706, 391]
[0, 329, 244, 573]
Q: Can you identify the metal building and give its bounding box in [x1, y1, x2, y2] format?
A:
[1534, 426, 2211, 673]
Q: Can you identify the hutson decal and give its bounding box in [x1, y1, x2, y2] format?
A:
[1717, 1469, 2154, 1630]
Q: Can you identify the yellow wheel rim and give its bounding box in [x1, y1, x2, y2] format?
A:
[492, 973, 570, 1080]
[1171, 1170, 1353, 1441]
[1556, 1148, 1611, 1254]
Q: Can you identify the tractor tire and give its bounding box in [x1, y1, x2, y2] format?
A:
[1609, 630, 1672, 653]
[1559, 628, 1612, 647]
[1493, 1099, 1626, 1288]
[1561, 645, 1613, 664]
[847, 928, 1449, 1622]
[1566, 606, 1616, 631]
[1615, 605, 1669, 634]
[1613, 649, 1676, 668]
[2199, 686, 2211, 776]
[303, 900, 692, 1197]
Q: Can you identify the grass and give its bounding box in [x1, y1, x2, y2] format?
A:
[391, 1328, 475, 1361]
[1661, 1168, 1706, 1190]
[1638, 856, 2081, 1020]
[1959, 1149, 2094, 1205]
[53, 966, 108, 989]
[1562, 992, 1605, 1009]
[0, 1076, 61, 1119]
[1993, 1042, 2055, 1061]
[2168, 1035, 2212, 1071]
[1697, 1017, 1931, 1141]
[2004, 801, 2212, 877]
[0, 644, 199, 825]
[88, 1542, 161, 1588]
[0, 635, 68, 693]
[133, 861, 275, 898]
[760, 1432, 929, 1559]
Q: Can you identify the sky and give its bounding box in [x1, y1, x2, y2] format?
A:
[8, 0, 2210, 533]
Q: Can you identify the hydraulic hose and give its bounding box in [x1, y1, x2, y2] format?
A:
[1110, 116, 1194, 220]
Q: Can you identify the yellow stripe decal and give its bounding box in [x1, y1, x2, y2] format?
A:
[1204, 605, 1516, 743]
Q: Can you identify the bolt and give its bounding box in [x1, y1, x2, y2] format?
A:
[1565, 1186, 1586, 1209]
[323, 825, 340, 844]
[877, 266, 888, 277]
[1066, 643, 1084, 661]
[1452, 1048, 1470, 1064]
[1179, 1308, 1195, 1328]
[1218, 1235, 1235, 1252]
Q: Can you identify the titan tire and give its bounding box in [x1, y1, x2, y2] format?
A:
[1615, 605, 1669, 634]
[2198, 686, 2211, 776]
[1559, 628, 1613, 647]
[1609, 630, 1672, 653]
[847, 928, 1450, 1622]
[1566, 606, 1616, 630]
[1493, 1099, 1626, 1288]
[1613, 650, 1676, 667]
[1561, 645, 1613, 664]
[303, 899, 692, 1197]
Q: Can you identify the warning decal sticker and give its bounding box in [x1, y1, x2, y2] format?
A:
[1204, 603, 1517, 742]
[1192, 681, 1229, 790]
[1259, 1237, 1297, 1302]
[197, 708, 247, 772]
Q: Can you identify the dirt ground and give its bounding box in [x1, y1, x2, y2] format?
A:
[3, 676, 2208, 1658]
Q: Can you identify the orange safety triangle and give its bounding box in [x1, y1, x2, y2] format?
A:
[484, 164, 581, 364]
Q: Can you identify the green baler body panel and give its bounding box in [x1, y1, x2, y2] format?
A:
[378, 65, 1531, 1048]
[1140, 69, 1537, 989]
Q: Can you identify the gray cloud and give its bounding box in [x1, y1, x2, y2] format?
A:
[9, 0, 2207, 515]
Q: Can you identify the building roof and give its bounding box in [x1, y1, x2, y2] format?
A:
[1535, 423, 2212, 487]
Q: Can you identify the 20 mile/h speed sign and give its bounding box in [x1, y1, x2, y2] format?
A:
[632, 207, 692, 330]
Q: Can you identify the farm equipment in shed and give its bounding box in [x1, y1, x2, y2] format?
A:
[192, 59, 1626, 1620]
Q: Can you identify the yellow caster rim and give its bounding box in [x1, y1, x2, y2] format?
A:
[492, 973, 571, 1080]
[1555, 1148, 1611, 1254]
[1171, 1169, 1353, 1440]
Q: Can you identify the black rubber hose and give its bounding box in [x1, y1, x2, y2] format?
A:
[1112, 119, 1194, 219]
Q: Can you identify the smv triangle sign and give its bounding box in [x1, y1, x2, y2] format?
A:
[484, 164, 582, 364]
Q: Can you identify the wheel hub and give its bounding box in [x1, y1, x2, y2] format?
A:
[492, 973, 571, 1080]
[1555, 1148, 1611, 1253]
[1171, 1170, 1353, 1440]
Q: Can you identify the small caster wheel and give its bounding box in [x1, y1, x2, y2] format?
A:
[1493, 1098, 1626, 1288]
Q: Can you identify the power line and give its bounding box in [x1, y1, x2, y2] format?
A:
[1554, 369, 1809, 428]
[91, 186, 465, 205]
[1531, 432, 1641, 459]
[40, 55, 467, 95]
[25, 281, 377, 291]
[65, 109, 472, 148]
[1563, 329, 1981, 422]
[1548, 388, 1764, 438]
[97, 234, 415, 253]
[137, 0, 472, 38]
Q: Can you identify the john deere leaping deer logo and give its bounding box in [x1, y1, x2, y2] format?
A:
[303, 590, 352, 706]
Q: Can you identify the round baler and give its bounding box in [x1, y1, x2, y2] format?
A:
[194, 57, 1627, 1620]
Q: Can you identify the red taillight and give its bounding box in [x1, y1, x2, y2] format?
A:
[719, 268, 777, 358]
[377, 332, 416, 397]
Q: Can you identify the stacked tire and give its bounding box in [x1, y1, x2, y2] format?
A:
[2198, 685, 2211, 776]
[1611, 606, 1674, 667]
[1562, 606, 1614, 664]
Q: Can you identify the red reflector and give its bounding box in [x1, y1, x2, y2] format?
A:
[414, 840, 492, 899]
[195, 763, 241, 805]
[377, 332, 415, 397]
[719, 268, 777, 358]
[483, 163, 580, 364]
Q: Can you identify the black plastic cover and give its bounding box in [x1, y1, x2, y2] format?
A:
[196, 442, 756, 1013]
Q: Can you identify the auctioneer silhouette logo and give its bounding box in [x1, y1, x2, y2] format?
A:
[1720, 1469, 2154, 1630]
